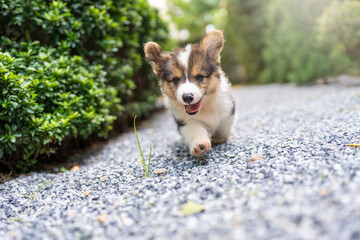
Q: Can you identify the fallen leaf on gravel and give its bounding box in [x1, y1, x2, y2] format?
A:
[346, 144, 360, 148]
[70, 165, 80, 172]
[83, 191, 91, 197]
[181, 201, 204, 216]
[320, 189, 329, 196]
[248, 155, 264, 162]
[97, 215, 106, 223]
[153, 168, 169, 175]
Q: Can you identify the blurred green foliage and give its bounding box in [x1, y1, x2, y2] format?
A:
[317, 1, 360, 75]
[0, 0, 169, 172]
[259, 0, 333, 84]
[167, 0, 227, 43]
[168, 0, 360, 84]
[223, 0, 267, 83]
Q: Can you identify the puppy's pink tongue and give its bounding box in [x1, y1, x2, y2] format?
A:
[186, 101, 202, 113]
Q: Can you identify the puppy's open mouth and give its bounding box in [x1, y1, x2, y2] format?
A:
[185, 101, 202, 115]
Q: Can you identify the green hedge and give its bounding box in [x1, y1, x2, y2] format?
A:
[0, 0, 168, 172]
[0, 42, 118, 172]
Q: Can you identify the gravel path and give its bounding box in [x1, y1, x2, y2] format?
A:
[1, 84, 360, 240]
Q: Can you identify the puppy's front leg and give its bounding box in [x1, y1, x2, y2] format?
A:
[180, 122, 211, 156]
[212, 114, 234, 144]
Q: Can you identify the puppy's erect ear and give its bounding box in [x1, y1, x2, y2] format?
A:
[199, 30, 224, 64]
[144, 42, 169, 76]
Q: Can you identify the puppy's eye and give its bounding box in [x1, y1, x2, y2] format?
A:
[173, 77, 180, 85]
[195, 75, 203, 82]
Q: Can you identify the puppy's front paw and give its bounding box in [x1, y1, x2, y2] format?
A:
[190, 141, 211, 156]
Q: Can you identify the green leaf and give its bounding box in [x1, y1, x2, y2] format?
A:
[181, 201, 204, 216]
[8, 143, 16, 151]
[10, 135, 16, 143]
[43, 137, 52, 145]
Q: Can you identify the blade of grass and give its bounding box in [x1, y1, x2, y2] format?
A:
[148, 144, 152, 176]
[134, 116, 149, 177]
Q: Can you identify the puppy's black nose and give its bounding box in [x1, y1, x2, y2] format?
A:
[182, 93, 194, 103]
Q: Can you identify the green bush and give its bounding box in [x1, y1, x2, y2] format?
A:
[316, 1, 360, 75]
[0, 0, 168, 172]
[0, 42, 118, 172]
[0, 0, 168, 113]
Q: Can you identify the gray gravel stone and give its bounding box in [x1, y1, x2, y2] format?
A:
[1, 84, 360, 240]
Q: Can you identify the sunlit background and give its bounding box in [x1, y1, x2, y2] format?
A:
[149, 0, 360, 85]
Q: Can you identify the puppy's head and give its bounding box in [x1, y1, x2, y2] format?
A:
[144, 30, 224, 116]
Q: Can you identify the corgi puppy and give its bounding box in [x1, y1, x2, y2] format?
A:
[144, 30, 235, 156]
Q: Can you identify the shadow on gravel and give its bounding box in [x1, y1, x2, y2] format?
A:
[160, 140, 243, 174]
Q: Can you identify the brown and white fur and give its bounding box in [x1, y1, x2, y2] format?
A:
[144, 30, 235, 156]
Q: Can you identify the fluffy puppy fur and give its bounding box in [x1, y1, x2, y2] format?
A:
[144, 30, 235, 156]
